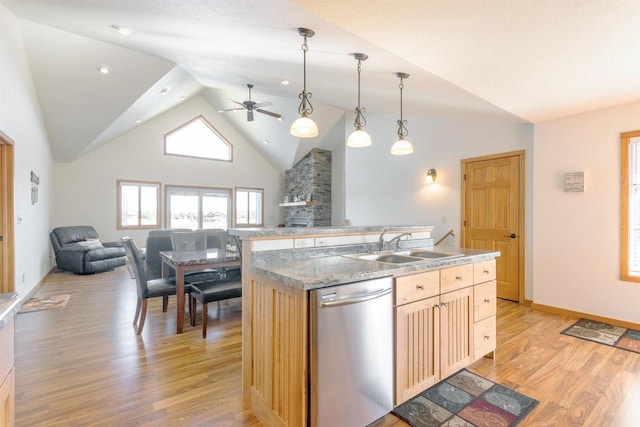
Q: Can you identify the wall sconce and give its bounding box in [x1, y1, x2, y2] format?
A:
[425, 168, 437, 183]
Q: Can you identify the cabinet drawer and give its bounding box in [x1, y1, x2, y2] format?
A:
[395, 271, 439, 305]
[0, 320, 14, 386]
[474, 280, 496, 322]
[474, 315, 496, 360]
[440, 264, 473, 294]
[474, 260, 496, 284]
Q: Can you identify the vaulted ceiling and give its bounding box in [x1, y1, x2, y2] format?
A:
[3, 0, 640, 172]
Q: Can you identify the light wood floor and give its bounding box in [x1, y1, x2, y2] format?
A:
[14, 266, 640, 426]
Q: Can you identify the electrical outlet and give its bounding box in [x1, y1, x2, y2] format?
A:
[316, 238, 327, 247]
[441, 216, 447, 224]
[22, 273, 25, 283]
[294, 239, 307, 248]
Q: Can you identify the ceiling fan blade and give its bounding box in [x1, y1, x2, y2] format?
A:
[256, 109, 283, 120]
[218, 107, 245, 113]
[254, 101, 273, 108]
[231, 100, 246, 108]
[247, 110, 254, 121]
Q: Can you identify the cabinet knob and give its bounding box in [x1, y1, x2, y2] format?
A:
[484, 335, 491, 340]
[483, 269, 490, 274]
[441, 302, 449, 307]
[455, 275, 463, 281]
[417, 284, 424, 290]
[484, 298, 491, 303]
[434, 304, 441, 309]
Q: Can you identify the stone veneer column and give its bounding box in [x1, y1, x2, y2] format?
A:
[284, 148, 332, 227]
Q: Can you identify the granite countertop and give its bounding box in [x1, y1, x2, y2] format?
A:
[248, 248, 500, 291]
[0, 292, 20, 330]
[229, 225, 434, 239]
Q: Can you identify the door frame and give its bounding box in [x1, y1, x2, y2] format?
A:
[460, 150, 525, 304]
[0, 131, 15, 294]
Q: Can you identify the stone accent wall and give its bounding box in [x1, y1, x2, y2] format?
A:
[284, 148, 331, 227]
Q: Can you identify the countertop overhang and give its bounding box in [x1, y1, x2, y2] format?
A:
[229, 225, 434, 239]
[0, 292, 20, 330]
[248, 248, 500, 291]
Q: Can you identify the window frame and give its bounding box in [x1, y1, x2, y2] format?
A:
[116, 179, 161, 230]
[621, 130, 640, 282]
[165, 185, 232, 230]
[234, 187, 265, 228]
[164, 115, 233, 162]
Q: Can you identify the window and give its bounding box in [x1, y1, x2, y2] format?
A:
[621, 130, 640, 282]
[235, 187, 264, 227]
[164, 115, 232, 161]
[117, 180, 160, 229]
[166, 186, 231, 230]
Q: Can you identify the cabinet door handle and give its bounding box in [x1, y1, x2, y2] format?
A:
[484, 298, 491, 303]
[434, 304, 441, 309]
[484, 335, 491, 340]
[483, 269, 490, 274]
[441, 302, 448, 307]
[417, 284, 424, 290]
[455, 275, 463, 281]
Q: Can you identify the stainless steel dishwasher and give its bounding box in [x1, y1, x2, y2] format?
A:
[310, 276, 394, 427]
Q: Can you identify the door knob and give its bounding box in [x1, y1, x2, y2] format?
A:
[507, 233, 516, 239]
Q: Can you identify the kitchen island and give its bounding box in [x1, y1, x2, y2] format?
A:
[229, 226, 499, 427]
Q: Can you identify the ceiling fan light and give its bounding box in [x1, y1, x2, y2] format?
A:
[347, 128, 372, 147]
[290, 114, 318, 138]
[391, 137, 413, 155]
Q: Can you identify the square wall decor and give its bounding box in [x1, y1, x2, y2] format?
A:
[564, 171, 584, 192]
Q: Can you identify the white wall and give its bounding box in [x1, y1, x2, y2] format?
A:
[344, 112, 534, 296]
[52, 96, 282, 246]
[0, 5, 54, 299]
[534, 100, 640, 324]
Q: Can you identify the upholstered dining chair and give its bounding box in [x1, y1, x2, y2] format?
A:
[121, 237, 192, 335]
[171, 230, 207, 252]
[189, 278, 242, 338]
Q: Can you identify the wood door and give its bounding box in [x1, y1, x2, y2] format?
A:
[0, 132, 15, 295]
[462, 151, 524, 302]
[395, 295, 440, 404]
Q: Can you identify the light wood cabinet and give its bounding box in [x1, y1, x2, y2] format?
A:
[473, 260, 497, 361]
[394, 260, 496, 405]
[0, 320, 14, 427]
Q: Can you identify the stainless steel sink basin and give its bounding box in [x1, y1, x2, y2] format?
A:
[394, 249, 464, 260]
[344, 253, 424, 264]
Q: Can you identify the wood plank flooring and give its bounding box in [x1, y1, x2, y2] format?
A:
[14, 266, 640, 426]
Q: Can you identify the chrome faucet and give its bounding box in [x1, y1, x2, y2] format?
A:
[378, 229, 388, 251]
[388, 232, 412, 251]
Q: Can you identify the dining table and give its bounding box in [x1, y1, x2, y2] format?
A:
[160, 248, 241, 334]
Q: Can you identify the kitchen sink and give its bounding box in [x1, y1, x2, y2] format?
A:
[393, 249, 464, 260]
[343, 253, 424, 264]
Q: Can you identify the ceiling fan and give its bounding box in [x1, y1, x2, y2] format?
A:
[218, 84, 283, 122]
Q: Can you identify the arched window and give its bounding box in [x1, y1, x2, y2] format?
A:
[164, 115, 232, 161]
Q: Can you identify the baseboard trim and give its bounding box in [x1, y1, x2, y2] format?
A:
[523, 299, 533, 307]
[20, 267, 56, 302]
[531, 302, 640, 331]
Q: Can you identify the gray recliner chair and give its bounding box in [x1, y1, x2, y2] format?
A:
[50, 226, 126, 274]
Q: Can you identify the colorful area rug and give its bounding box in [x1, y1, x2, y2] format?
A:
[393, 369, 539, 427]
[561, 318, 640, 354]
[19, 294, 70, 313]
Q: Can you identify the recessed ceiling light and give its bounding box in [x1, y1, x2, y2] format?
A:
[135, 119, 142, 124]
[280, 79, 290, 85]
[110, 24, 131, 36]
[263, 139, 270, 144]
[180, 96, 185, 101]
[97, 64, 111, 75]
[160, 88, 169, 95]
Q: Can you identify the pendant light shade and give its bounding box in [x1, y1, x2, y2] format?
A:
[290, 28, 318, 138]
[347, 53, 371, 148]
[391, 72, 413, 155]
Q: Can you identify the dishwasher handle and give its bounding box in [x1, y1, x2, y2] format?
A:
[318, 287, 392, 308]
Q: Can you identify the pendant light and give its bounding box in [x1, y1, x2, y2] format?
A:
[290, 28, 318, 138]
[347, 53, 371, 148]
[390, 72, 413, 155]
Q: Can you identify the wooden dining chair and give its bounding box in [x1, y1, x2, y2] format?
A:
[121, 237, 192, 335]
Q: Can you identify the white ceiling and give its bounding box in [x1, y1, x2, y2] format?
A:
[3, 0, 640, 171]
